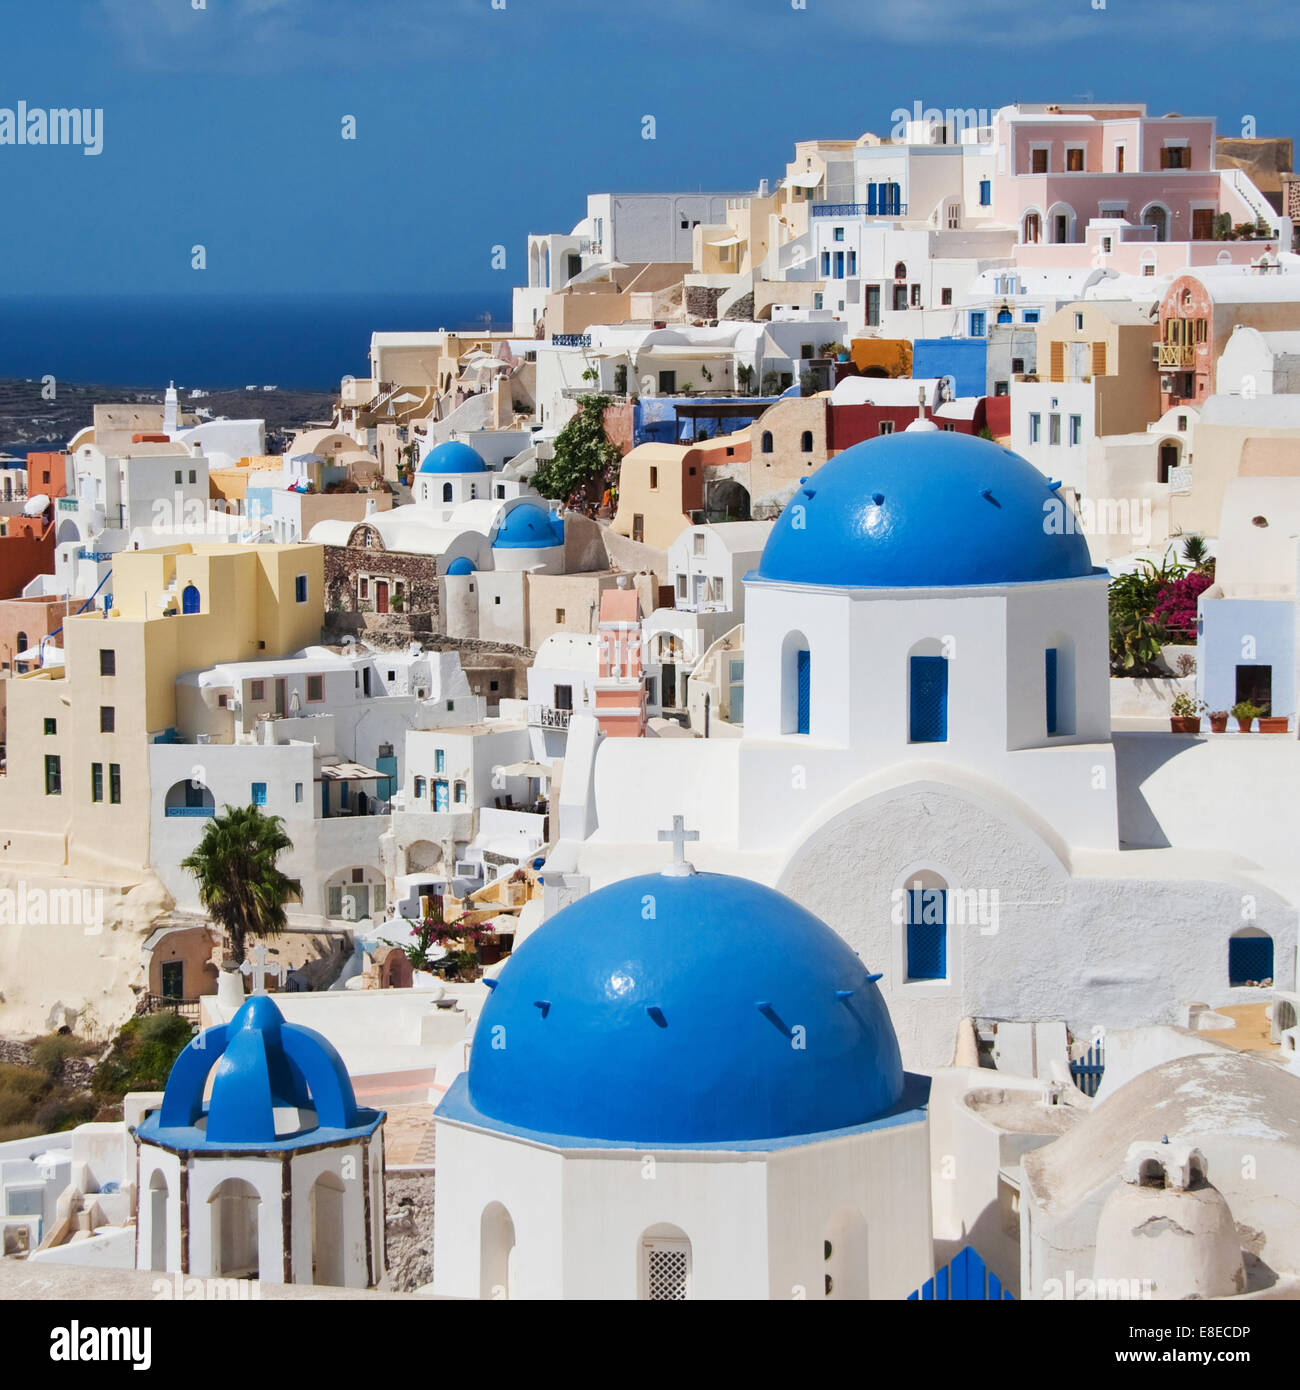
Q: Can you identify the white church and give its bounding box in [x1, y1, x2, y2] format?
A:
[538, 424, 1297, 1069]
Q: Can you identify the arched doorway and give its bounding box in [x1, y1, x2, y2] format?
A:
[1022, 211, 1042, 245]
[209, 1178, 260, 1278]
[1143, 205, 1169, 242]
[480, 1202, 516, 1299]
[310, 1171, 346, 1286]
[1157, 440, 1180, 483]
[181, 583, 201, 615]
[1229, 928, 1274, 987]
[639, 1223, 692, 1300]
[781, 630, 811, 735]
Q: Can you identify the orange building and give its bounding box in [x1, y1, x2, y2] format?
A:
[0, 515, 55, 600]
[595, 585, 646, 738]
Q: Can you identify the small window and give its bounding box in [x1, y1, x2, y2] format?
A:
[435, 750, 445, 773]
[979, 178, 991, 207]
[1066, 147, 1084, 172]
[649, 466, 658, 490]
[1069, 415, 1082, 447]
[188, 469, 197, 484]
[761, 432, 774, 454]
[44, 754, 61, 795]
[489, 680, 499, 692]
[173, 470, 182, 485]
[251, 782, 267, 806]
[1022, 310, 1040, 324]
[878, 420, 895, 435]
[294, 783, 303, 803]
[306, 674, 324, 702]
[1011, 358, 1025, 375]
[91, 762, 103, 803]
[43, 718, 56, 736]
[109, 764, 121, 804]
[910, 284, 921, 308]
[99, 649, 115, 676]
[1031, 148, 1048, 173]
[941, 288, 952, 306]
[250, 679, 265, 701]
[556, 608, 566, 624]
[1049, 415, 1062, 446]
[833, 226, 845, 242]
[454, 781, 468, 804]
[295, 574, 308, 603]
[969, 312, 986, 338]
[218, 693, 229, 708]
[414, 776, 426, 798]
[906, 885, 947, 980]
[100, 706, 115, 733]
[800, 431, 813, 453]
[693, 533, 706, 556]
[1029, 414, 1041, 445]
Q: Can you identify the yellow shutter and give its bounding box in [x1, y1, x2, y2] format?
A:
[1050, 341, 1065, 383]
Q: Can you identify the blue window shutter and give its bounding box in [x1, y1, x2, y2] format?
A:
[1045, 648, 1058, 735]
[1229, 935, 1273, 986]
[867, 183, 877, 215]
[910, 655, 948, 742]
[796, 650, 811, 735]
[251, 782, 267, 806]
[979, 179, 991, 206]
[907, 888, 947, 980]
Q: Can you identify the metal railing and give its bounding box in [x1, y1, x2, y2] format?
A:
[812, 202, 907, 218]
[1157, 343, 1195, 369]
[144, 994, 202, 1023]
[528, 705, 572, 729]
[57, 497, 78, 512]
[164, 806, 215, 818]
[551, 333, 593, 348]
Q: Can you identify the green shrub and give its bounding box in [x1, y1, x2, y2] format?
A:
[91, 1012, 196, 1101]
[30, 1033, 80, 1080]
[0, 1062, 48, 1128]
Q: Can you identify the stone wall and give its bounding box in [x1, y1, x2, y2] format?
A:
[322, 540, 440, 620]
[722, 290, 755, 322]
[685, 285, 723, 321]
[384, 1167, 437, 1292]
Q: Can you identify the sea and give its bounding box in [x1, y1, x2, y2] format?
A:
[0, 291, 515, 393]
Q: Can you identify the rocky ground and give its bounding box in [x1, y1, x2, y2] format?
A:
[0, 378, 339, 457]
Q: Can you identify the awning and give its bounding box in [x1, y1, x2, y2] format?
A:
[634, 344, 736, 358]
[496, 761, 552, 779]
[316, 762, 387, 782]
[706, 234, 745, 247]
[783, 170, 824, 189]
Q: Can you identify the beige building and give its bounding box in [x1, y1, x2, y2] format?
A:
[0, 542, 324, 881]
[1176, 395, 1300, 536]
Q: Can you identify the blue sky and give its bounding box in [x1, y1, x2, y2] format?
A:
[0, 0, 1294, 299]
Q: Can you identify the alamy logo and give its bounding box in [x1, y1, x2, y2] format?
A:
[890, 102, 996, 148]
[0, 881, 104, 932]
[0, 102, 103, 156]
[49, 1322, 151, 1370]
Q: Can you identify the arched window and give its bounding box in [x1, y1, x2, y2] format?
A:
[1023, 211, 1041, 245]
[480, 1202, 516, 1299]
[442, 482, 453, 503]
[181, 583, 200, 615]
[1043, 637, 1075, 738]
[15, 632, 27, 667]
[894, 261, 908, 281]
[781, 631, 811, 735]
[904, 870, 948, 981]
[209, 1177, 260, 1279]
[310, 1172, 346, 1286]
[147, 1171, 168, 1271]
[639, 1224, 692, 1300]
[908, 647, 948, 743]
[800, 430, 813, 453]
[997, 307, 1013, 325]
[761, 431, 774, 454]
[1229, 928, 1274, 987]
[1143, 205, 1168, 242]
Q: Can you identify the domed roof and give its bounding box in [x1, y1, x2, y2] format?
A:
[461, 870, 906, 1144]
[136, 995, 381, 1151]
[755, 432, 1095, 588]
[418, 440, 487, 474]
[492, 503, 564, 550]
[444, 555, 477, 576]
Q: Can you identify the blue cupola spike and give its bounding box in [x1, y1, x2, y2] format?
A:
[1048, 478, 1063, 491]
[458, 871, 904, 1145]
[871, 492, 885, 506]
[482, 978, 499, 991]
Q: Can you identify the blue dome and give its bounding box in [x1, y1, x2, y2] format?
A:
[755, 431, 1095, 588]
[136, 995, 381, 1151]
[492, 503, 564, 550]
[418, 440, 487, 474]
[444, 556, 476, 576]
[462, 871, 905, 1144]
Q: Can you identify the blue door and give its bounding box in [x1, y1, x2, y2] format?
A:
[1229, 934, 1273, 986]
[434, 779, 449, 812]
[181, 584, 200, 614]
[796, 650, 811, 735]
[910, 656, 948, 742]
[376, 754, 398, 801]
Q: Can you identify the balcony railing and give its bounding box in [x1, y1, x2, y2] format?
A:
[1157, 344, 1195, 369]
[165, 806, 215, 818]
[551, 334, 593, 348]
[57, 497, 78, 512]
[528, 704, 572, 729]
[812, 202, 907, 218]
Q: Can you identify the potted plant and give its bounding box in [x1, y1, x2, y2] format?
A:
[1257, 705, 1290, 734]
[1231, 699, 1262, 733]
[1169, 692, 1204, 733]
[1206, 709, 1230, 733]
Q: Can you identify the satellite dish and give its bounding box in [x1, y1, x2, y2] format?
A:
[23, 494, 50, 516]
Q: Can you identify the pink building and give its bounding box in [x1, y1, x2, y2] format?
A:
[594, 586, 646, 738]
[990, 104, 1285, 252]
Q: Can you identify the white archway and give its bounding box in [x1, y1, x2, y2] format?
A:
[310, 1171, 346, 1286]
[209, 1178, 260, 1279]
[480, 1202, 516, 1299]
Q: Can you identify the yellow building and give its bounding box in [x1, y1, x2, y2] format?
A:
[0, 543, 324, 880]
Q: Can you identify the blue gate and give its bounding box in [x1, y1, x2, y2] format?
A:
[909, 1245, 1014, 1301]
[1070, 1039, 1106, 1097]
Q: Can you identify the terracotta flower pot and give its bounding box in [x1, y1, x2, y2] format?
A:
[1236, 717, 1254, 733]
[1170, 716, 1200, 733]
[1258, 716, 1290, 733]
[1208, 715, 1229, 733]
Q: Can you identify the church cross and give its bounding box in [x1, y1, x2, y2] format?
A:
[239, 941, 279, 993]
[658, 815, 699, 876]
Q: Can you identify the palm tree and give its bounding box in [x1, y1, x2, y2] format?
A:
[1180, 533, 1210, 569]
[181, 805, 302, 967]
